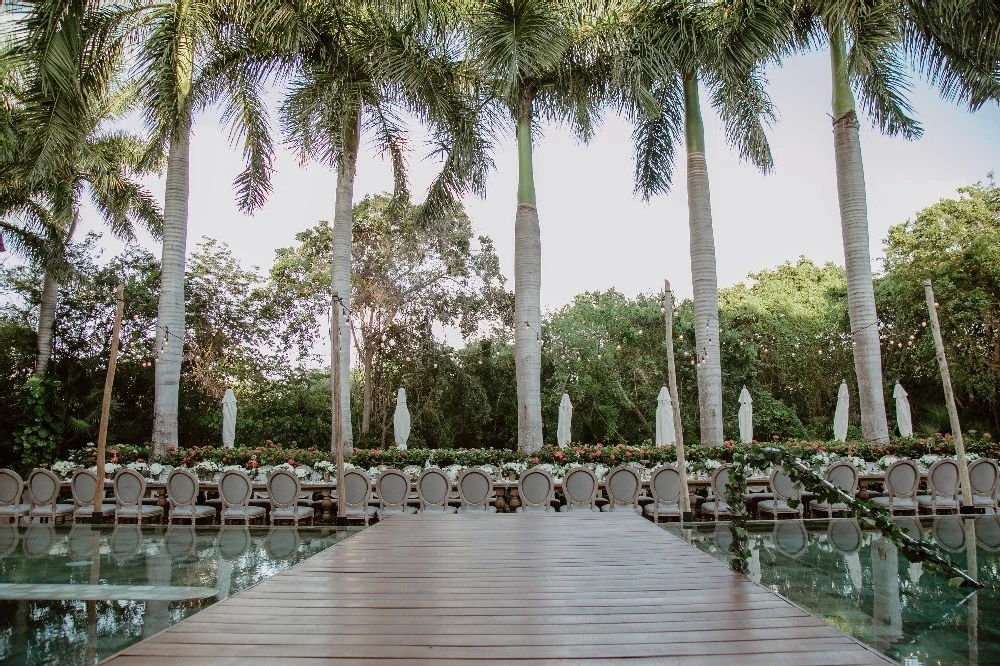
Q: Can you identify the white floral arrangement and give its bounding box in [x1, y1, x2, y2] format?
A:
[294, 465, 311, 479]
[222, 464, 247, 473]
[103, 462, 121, 475]
[500, 461, 527, 477]
[809, 451, 835, 466]
[194, 460, 220, 473]
[402, 465, 423, 481]
[877, 455, 899, 470]
[591, 464, 609, 480]
[126, 462, 150, 476]
[967, 452, 981, 462]
[149, 462, 166, 479]
[702, 459, 723, 471]
[51, 460, 75, 479]
[841, 456, 866, 470]
[443, 464, 464, 482]
[917, 454, 941, 471]
[479, 464, 498, 478]
[314, 460, 336, 472]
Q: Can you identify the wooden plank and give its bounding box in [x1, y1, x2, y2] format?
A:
[100, 513, 893, 665]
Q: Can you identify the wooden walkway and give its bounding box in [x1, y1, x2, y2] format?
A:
[104, 513, 893, 665]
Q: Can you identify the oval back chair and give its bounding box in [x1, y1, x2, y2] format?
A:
[932, 515, 966, 553]
[0, 469, 26, 524]
[457, 468, 494, 512]
[773, 520, 808, 558]
[560, 466, 598, 512]
[166, 468, 217, 524]
[113, 468, 164, 525]
[873, 459, 920, 514]
[975, 516, 1000, 552]
[265, 525, 301, 559]
[758, 468, 803, 518]
[809, 461, 859, 517]
[917, 458, 960, 514]
[341, 469, 375, 524]
[268, 469, 314, 525]
[71, 469, 115, 520]
[645, 465, 682, 522]
[827, 519, 862, 555]
[417, 468, 454, 514]
[219, 469, 266, 525]
[28, 468, 73, 524]
[968, 459, 999, 511]
[376, 469, 414, 518]
[701, 465, 732, 520]
[518, 467, 555, 512]
[602, 466, 641, 513]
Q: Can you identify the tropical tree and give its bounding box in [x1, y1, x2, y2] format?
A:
[790, 0, 1000, 444]
[464, 0, 625, 454]
[624, 0, 790, 445]
[1, 1, 162, 377]
[276, 0, 487, 454]
[133, 0, 280, 455]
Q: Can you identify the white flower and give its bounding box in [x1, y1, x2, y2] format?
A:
[194, 460, 220, 473]
[294, 466, 310, 479]
[104, 462, 121, 475]
[222, 464, 246, 473]
[51, 460, 75, 479]
[592, 464, 609, 480]
[842, 456, 865, 470]
[314, 460, 336, 472]
[917, 454, 941, 471]
[703, 459, 722, 471]
[149, 463, 165, 478]
[480, 464, 498, 477]
[877, 455, 899, 470]
[127, 462, 150, 476]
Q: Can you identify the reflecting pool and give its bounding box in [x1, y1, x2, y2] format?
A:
[0, 523, 359, 665]
[665, 516, 1000, 665]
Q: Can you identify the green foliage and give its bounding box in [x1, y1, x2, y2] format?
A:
[13, 376, 63, 471]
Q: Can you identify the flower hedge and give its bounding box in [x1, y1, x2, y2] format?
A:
[56, 432, 998, 477]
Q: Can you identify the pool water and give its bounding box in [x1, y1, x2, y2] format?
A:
[0, 523, 358, 665]
[665, 516, 1000, 665]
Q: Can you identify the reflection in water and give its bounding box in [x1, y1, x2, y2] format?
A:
[667, 517, 1000, 666]
[0, 525, 355, 665]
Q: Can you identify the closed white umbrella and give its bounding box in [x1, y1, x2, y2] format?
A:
[557, 393, 573, 448]
[222, 389, 237, 449]
[655, 387, 675, 447]
[833, 381, 850, 442]
[893, 383, 913, 438]
[738, 386, 753, 444]
[393, 388, 410, 451]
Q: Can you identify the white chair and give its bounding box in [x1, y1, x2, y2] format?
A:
[809, 461, 859, 517]
[700, 465, 732, 520]
[968, 458, 999, 512]
[219, 469, 266, 525]
[559, 466, 599, 512]
[113, 468, 164, 524]
[376, 468, 416, 519]
[70, 469, 116, 521]
[518, 467, 555, 512]
[916, 458, 960, 514]
[268, 469, 315, 525]
[457, 468, 496, 512]
[28, 468, 74, 524]
[644, 465, 682, 521]
[166, 468, 217, 524]
[601, 466, 641, 513]
[872, 459, 920, 514]
[757, 468, 803, 519]
[0, 469, 28, 524]
[417, 468, 456, 514]
[340, 469, 376, 524]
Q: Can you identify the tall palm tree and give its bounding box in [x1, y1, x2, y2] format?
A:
[465, 0, 623, 454]
[276, 0, 488, 454]
[791, 0, 1000, 444]
[1, 1, 162, 377]
[625, 0, 790, 446]
[133, 0, 279, 455]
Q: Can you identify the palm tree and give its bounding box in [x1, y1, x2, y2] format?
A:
[133, 0, 280, 455]
[276, 0, 488, 454]
[625, 0, 790, 446]
[791, 0, 1000, 444]
[465, 0, 623, 454]
[1, 1, 162, 377]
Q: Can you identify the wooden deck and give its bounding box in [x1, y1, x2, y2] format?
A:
[104, 513, 893, 665]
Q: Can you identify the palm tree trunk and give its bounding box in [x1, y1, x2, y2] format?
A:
[331, 114, 360, 455]
[514, 94, 543, 454]
[683, 72, 724, 447]
[829, 28, 890, 444]
[152, 114, 191, 456]
[33, 269, 59, 376]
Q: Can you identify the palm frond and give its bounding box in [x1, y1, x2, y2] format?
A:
[628, 77, 684, 201]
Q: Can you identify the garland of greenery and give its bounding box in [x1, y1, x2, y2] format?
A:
[725, 444, 983, 588]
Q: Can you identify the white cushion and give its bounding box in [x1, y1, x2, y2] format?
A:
[600, 504, 640, 513]
[916, 495, 959, 507]
[872, 496, 917, 509]
[758, 499, 799, 514]
[30, 504, 75, 517]
[701, 501, 730, 515]
[0, 504, 30, 516]
[75, 503, 117, 516]
[221, 506, 266, 520]
[116, 505, 164, 517]
[170, 505, 216, 518]
[345, 505, 378, 517]
[643, 502, 681, 517]
[271, 506, 314, 520]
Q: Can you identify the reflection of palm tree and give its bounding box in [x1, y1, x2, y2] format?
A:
[215, 525, 252, 599]
[828, 518, 863, 589]
[871, 537, 903, 648]
[142, 553, 172, 639]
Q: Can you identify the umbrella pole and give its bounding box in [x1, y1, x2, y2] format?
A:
[332, 293, 346, 521]
[924, 279, 973, 510]
[663, 280, 691, 519]
[92, 285, 124, 523]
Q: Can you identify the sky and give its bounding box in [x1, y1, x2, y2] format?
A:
[75, 49, 1000, 315]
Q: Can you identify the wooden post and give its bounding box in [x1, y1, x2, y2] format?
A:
[663, 280, 691, 517]
[332, 293, 345, 520]
[92, 284, 124, 521]
[924, 279, 973, 508]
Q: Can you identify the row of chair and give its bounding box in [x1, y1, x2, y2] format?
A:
[0, 467, 316, 526]
[698, 457, 1000, 521]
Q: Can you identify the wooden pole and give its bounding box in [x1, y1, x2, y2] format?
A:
[92, 284, 124, 521]
[663, 280, 691, 517]
[924, 279, 973, 508]
[332, 293, 345, 520]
